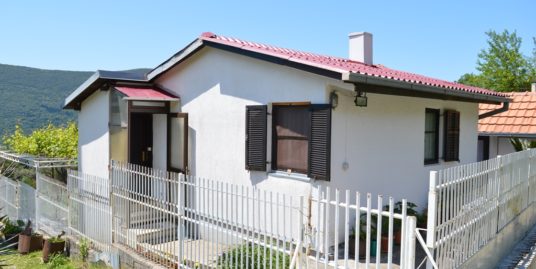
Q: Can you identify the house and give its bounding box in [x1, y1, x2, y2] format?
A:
[478, 83, 536, 160]
[64, 32, 508, 206]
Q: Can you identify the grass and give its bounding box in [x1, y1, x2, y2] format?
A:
[1, 250, 110, 269]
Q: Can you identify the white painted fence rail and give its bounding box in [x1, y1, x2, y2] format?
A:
[427, 149, 536, 269]
[36, 172, 69, 235]
[0, 176, 35, 222]
[110, 161, 418, 269]
[68, 170, 112, 252]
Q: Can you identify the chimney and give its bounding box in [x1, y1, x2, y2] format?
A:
[532, 82, 536, 93]
[349, 32, 373, 65]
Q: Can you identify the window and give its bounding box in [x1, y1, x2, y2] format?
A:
[424, 108, 439, 164]
[444, 110, 460, 162]
[272, 105, 310, 174]
[245, 104, 331, 180]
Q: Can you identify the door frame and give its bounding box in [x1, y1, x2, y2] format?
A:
[167, 113, 189, 174]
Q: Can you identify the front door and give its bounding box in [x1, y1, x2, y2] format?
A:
[129, 113, 153, 167]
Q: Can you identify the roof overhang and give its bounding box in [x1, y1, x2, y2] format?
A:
[342, 72, 509, 105]
[63, 70, 148, 110]
[115, 86, 179, 101]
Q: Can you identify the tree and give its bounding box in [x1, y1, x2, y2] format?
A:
[2, 122, 78, 159]
[457, 30, 535, 92]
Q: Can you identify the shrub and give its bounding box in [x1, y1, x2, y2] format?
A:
[217, 243, 290, 269]
[79, 238, 90, 262]
[47, 254, 74, 269]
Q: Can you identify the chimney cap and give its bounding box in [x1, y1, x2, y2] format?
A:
[349, 32, 373, 38]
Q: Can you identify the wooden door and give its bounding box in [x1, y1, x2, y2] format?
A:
[168, 113, 189, 174]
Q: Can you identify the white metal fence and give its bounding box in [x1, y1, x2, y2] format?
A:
[68, 170, 112, 252]
[0, 175, 35, 222]
[110, 161, 418, 269]
[427, 149, 536, 269]
[36, 172, 69, 235]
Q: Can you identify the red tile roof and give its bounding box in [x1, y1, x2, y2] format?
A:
[479, 92, 536, 135]
[200, 32, 505, 98]
[115, 86, 178, 101]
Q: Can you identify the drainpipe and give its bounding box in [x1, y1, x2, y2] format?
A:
[478, 102, 509, 119]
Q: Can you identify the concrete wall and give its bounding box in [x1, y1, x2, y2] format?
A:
[78, 90, 110, 178]
[156, 47, 479, 208]
[489, 136, 517, 159]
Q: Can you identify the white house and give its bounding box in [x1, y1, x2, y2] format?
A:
[64, 32, 508, 207]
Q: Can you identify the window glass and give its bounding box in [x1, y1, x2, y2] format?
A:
[273, 106, 310, 173]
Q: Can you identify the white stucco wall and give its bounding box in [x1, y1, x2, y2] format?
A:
[488, 136, 516, 159]
[156, 47, 479, 209]
[78, 90, 110, 178]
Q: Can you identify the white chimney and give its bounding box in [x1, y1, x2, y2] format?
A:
[532, 82, 536, 93]
[349, 32, 373, 65]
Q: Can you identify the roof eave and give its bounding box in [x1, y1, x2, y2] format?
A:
[479, 132, 536, 138]
[342, 72, 509, 104]
[147, 39, 205, 81]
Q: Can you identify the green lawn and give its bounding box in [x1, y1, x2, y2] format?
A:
[1, 251, 110, 269]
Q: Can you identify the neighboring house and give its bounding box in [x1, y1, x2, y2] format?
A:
[64, 32, 508, 206]
[478, 85, 536, 160]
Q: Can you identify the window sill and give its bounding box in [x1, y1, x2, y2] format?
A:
[268, 171, 311, 182]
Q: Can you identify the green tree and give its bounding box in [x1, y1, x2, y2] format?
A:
[2, 122, 78, 159]
[457, 30, 535, 92]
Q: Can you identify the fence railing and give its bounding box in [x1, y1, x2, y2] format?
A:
[0, 176, 36, 222]
[427, 149, 536, 269]
[36, 172, 69, 236]
[68, 170, 112, 252]
[110, 161, 418, 269]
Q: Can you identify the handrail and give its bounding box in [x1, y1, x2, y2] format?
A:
[415, 228, 438, 269]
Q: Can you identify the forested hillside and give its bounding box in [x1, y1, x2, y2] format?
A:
[0, 64, 92, 135]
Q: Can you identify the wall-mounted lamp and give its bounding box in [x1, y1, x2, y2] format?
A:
[354, 91, 368, 107]
[330, 91, 339, 109]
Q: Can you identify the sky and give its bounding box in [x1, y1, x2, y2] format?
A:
[0, 1, 534, 81]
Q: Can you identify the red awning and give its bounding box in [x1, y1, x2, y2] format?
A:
[115, 86, 179, 101]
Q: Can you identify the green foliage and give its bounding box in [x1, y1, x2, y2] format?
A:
[79, 238, 90, 263]
[0, 64, 92, 135]
[217, 243, 290, 269]
[1, 219, 24, 236]
[510, 138, 536, 152]
[47, 254, 73, 269]
[457, 30, 536, 92]
[3, 123, 78, 159]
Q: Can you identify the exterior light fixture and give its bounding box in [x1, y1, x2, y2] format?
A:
[354, 91, 367, 107]
[330, 91, 339, 109]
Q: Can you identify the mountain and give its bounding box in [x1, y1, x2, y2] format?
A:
[0, 64, 149, 136]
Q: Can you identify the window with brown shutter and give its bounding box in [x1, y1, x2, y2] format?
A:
[272, 105, 310, 174]
[444, 110, 460, 162]
[270, 104, 331, 180]
[245, 105, 267, 171]
[424, 108, 439, 164]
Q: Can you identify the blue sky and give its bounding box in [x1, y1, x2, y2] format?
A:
[0, 1, 534, 81]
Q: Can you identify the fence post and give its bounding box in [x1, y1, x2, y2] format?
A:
[35, 165, 40, 231]
[404, 216, 416, 269]
[177, 173, 184, 268]
[426, 171, 438, 269]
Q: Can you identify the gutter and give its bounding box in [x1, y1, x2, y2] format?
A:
[478, 102, 509, 119]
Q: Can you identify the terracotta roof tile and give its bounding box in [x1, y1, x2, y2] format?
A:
[200, 32, 507, 99]
[479, 92, 536, 135]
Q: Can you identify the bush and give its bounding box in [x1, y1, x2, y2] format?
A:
[217, 243, 291, 269]
[47, 254, 74, 269]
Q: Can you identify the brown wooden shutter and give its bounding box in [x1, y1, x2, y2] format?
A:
[444, 110, 460, 162]
[245, 105, 267, 171]
[308, 104, 331, 180]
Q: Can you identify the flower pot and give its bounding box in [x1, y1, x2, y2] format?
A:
[348, 236, 367, 258]
[42, 239, 65, 262]
[381, 236, 390, 253]
[394, 231, 402, 245]
[18, 234, 43, 254]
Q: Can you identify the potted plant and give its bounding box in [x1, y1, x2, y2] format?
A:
[17, 220, 43, 254]
[385, 201, 420, 245]
[349, 213, 379, 258]
[42, 231, 66, 263]
[0, 219, 24, 249]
